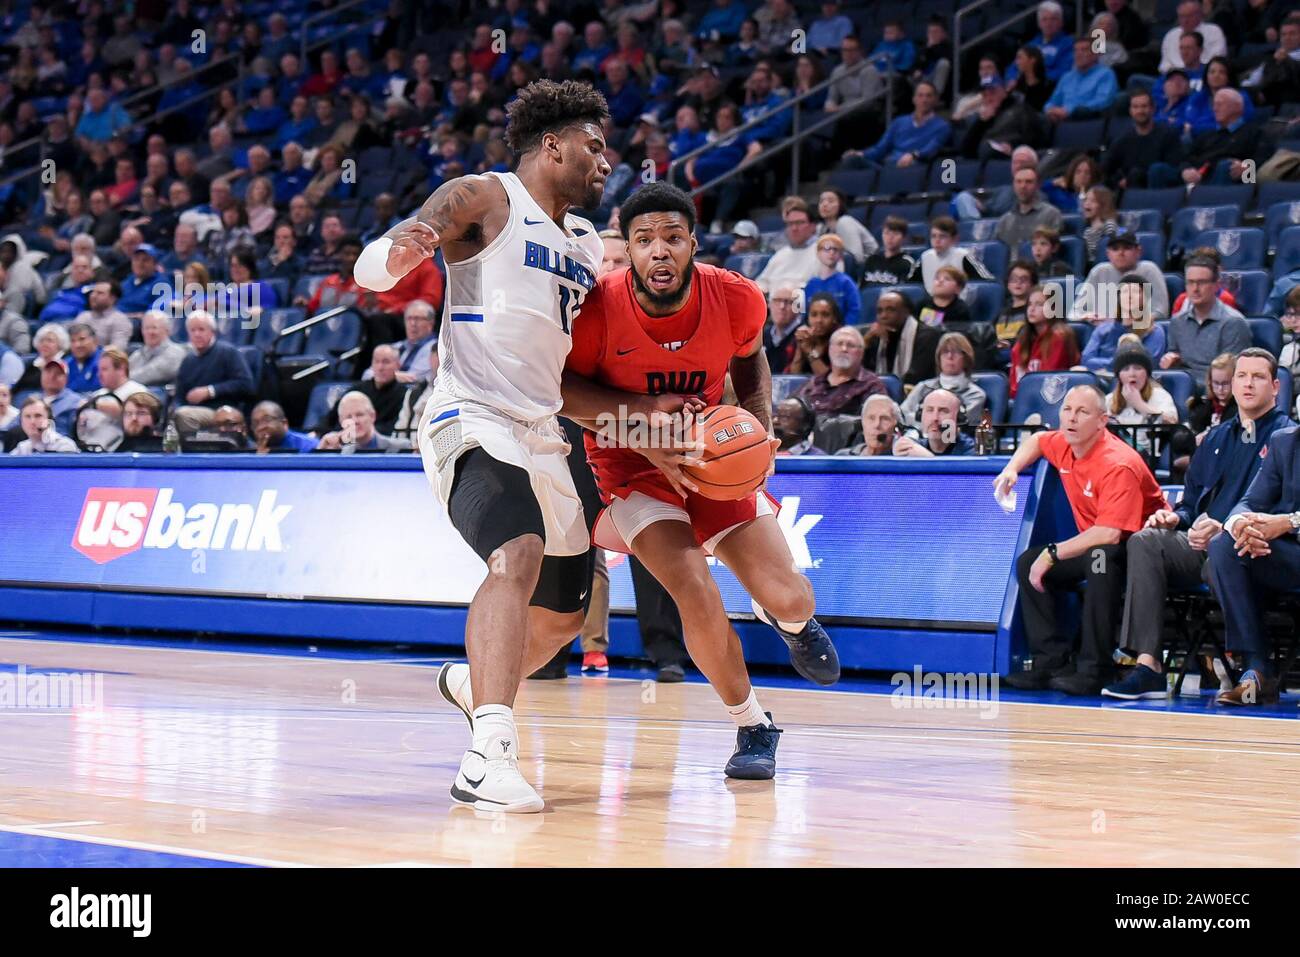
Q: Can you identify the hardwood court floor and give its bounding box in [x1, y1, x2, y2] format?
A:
[1, 635, 1298, 867]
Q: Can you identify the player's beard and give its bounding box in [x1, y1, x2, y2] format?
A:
[631, 259, 694, 312]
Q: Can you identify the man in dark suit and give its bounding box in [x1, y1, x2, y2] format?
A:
[862, 290, 942, 385]
[1209, 425, 1300, 705]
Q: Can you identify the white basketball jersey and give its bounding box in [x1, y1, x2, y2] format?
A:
[433, 171, 603, 422]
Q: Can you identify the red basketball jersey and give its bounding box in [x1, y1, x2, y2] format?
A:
[566, 262, 767, 502]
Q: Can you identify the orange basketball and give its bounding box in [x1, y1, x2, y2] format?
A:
[682, 405, 772, 501]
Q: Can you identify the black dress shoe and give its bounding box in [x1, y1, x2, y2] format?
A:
[1049, 672, 1106, 696]
[1004, 669, 1053, 690]
[656, 662, 686, 683]
[527, 648, 570, 680]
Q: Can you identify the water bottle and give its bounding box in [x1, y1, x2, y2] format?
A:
[162, 421, 180, 453]
[975, 410, 995, 455]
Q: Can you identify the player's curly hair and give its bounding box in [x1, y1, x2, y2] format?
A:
[617, 181, 697, 238]
[504, 80, 610, 155]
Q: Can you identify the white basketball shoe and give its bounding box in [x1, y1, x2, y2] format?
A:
[437, 662, 475, 730]
[450, 736, 544, 813]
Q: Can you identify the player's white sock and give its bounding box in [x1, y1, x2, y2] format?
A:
[725, 690, 773, 728]
[472, 704, 518, 754]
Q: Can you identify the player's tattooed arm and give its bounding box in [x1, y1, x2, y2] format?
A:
[374, 175, 499, 281]
[728, 339, 773, 434]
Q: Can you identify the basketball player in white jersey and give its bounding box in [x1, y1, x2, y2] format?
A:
[355, 81, 692, 813]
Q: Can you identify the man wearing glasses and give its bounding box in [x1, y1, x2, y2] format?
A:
[754, 197, 835, 294]
[1160, 256, 1251, 385]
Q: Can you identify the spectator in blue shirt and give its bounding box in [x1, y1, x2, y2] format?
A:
[273, 143, 313, 206]
[1005, 1, 1073, 83]
[869, 20, 916, 73]
[1044, 37, 1119, 121]
[807, 0, 854, 55]
[243, 86, 288, 137]
[669, 105, 709, 159]
[1154, 69, 1195, 134]
[599, 59, 645, 128]
[63, 323, 103, 394]
[845, 81, 950, 169]
[573, 22, 613, 74]
[803, 236, 862, 328]
[697, 0, 749, 42]
[1079, 275, 1167, 372]
[252, 400, 319, 453]
[274, 96, 319, 151]
[75, 88, 132, 144]
[739, 64, 790, 157]
[118, 245, 168, 316]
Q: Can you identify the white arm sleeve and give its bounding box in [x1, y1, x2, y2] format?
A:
[354, 237, 400, 292]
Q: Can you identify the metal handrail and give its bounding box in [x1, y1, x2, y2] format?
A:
[668, 59, 893, 199]
[953, 0, 1086, 103]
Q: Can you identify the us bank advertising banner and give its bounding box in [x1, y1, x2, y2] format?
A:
[0, 463, 1024, 627]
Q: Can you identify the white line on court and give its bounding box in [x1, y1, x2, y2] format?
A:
[3, 635, 1297, 726]
[0, 822, 310, 868]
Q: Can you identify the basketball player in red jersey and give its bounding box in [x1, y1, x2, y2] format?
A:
[560, 183, 840, 780]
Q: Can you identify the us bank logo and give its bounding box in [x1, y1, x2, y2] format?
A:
[71, 487, 293, 564]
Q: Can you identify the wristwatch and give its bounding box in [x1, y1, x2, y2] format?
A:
[1046, 542, 1059, 563]
[1290, 512, 1300, 533]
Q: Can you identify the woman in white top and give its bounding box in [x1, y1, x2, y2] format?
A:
[816, 187, 878, 260]
[1109, 347, 1177, 456]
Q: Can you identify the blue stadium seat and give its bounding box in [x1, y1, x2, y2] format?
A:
[872, 165, 927, 197]
[292, 275, 329, 303]
[1154, 370, 1195, 422]
[1099, 231, 1165, 268]
[979, 159, 1012, 188]
[1247, 317, 1283, 356]
[302, 309, 364, 377]
[253, 307, 307, 355]
[237, 345, 263, 382]
[1120, 187, 1183, 215]
[927, 158, 980, 191]
[1191, 228, 1267, 270]
[1011, 371, 1100, 427]
[958, 218, 1000, 242]
[1264, 201, 1300, 253]
[304, 381, 353, 430]
[966, 242, 1009, 281]
[879, 374, 904, 403]
[869, 203, 929, 232]
[905, 220, 931, 244]
[1221, 270, 1270, 316]
[1164, 273, 1184, 306]
[1059, 214, 1083, 236]
[1116, 209, 1163, 234]
[859, 285, 886, 320]
[1274, 225, 1300, 279]
[1169, 205, 1240, 253]
[772, 374, 810, 403]
[1068, 321, 1092, 354]
[1256, 181, 1300, 212]
[1278, 367, 1294, 415]
[265, 278, 291, 308]
[890, 283, 926, 310]
[724, 253, 772, 280]
[828, 169, 878, 200]
[1052, 119, 1106, 151]
[964, 281, 1004, 325]
[971, 371, 1009, 423]
[753, 211, 784, 233]
[1186, 184, 1256, 210]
